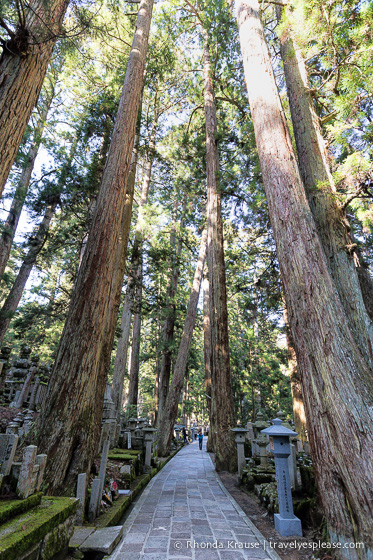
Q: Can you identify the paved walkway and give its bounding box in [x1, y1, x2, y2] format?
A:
[109, 440, 281, 560]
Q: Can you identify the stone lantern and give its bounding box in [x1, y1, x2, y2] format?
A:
[261, 418, 302, 537]
[231, 427, 248, 479]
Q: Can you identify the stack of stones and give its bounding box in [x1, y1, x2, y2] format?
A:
[241, 412, 276, 495]
[0, 345, 51, 412]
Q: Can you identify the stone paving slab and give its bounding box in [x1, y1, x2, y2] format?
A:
[108, 440, 282, 560]
[81, 525, 125, 554]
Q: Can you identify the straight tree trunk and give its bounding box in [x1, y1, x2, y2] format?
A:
[0, 97, 52, 277]
[203, 269, 214, 453]
[236, 1, 373, 555]
[203, 31, 237, 472]
[110, 123, 141, 418]
[0, 199, 58, 345]
[127, 258, 142, 408]
[111, 112, 156, 417]
[36, 0, 153, 495]
[276, 7, 373, 362]
[157, 229, 207, 456]
[0, 0, 70, 195]
[157, 197, 185, 420]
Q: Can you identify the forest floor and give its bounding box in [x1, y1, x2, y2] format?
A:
[218, 470, 318, 560]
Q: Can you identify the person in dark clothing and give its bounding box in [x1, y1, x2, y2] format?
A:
[182, 427, 188, 444]
[198, 431, 203, 450]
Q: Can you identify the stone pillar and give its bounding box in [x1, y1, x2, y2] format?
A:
[88, 479, 101, 522]
[261, 419, 302, 537]
[17, 445, 37, 498]
[0, 434, 18, 476]
[76, 473, 87, 525]
[252, 412, 269, 457]
[97, 438, 110, 516]
[28, 376, 40, 411]
[143, 427, 156, 473]
[256, 434, 269, 467]
[231, 428, 248, 479]
[0, 345, 11, 392]
[34, 454, 47, 491]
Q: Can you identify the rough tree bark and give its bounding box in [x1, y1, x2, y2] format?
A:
[36, 0, 153, 495]
[0, 0, 70, 195]
[157, 197, 185, 420]
[276, 7, 373, 361]
[0, 199, 58, 345]
[203, 269, 214, 453]
[127, 258, 142, 408]
[111, 112, 156, 417]
[0, 96, 53, 277]
[109, 121, 141, 417]
[203, 31, 237, 472]
[236, 1, 373, 555]
[282, 299, 307, 444]
[157, 229, 207, 456]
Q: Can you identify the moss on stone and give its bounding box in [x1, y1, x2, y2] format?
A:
[94, 496, 132, 529]
[0, 493, 42, 525]
[107, 454, 135, 462]
[0, 496, 78, 560]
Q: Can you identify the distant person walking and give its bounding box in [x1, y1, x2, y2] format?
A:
[182, 427, 188, 444]
[198, 430, 203, 451]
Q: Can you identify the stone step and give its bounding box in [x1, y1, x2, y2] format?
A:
[0, 496, 78, 560]
[0, 492, 42, 525]
[72, 525, 125, 555]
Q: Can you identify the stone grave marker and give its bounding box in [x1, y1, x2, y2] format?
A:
[16, 445, 37, 498]
[88, 478, 101, 522]
[76, 473, 87, 525]
[35, 454, 47, 491]
[0, 434, 19, 476]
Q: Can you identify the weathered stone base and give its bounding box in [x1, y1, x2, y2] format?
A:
[274, 513, 302, 537]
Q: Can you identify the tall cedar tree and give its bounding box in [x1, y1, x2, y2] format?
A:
[157, 228, 207, 456]
[236, 0, 373, 555]
[36, 0, 153, 495]
[276, 6, 373, 362]
[0, 0, 69, 195]
[110, 121, 141, 423]
[203, 28, 236, 472]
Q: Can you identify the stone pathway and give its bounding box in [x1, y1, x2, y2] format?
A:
[108, 440, 281, 560]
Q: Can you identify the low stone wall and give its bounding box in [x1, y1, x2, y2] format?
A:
[0, 496, 78, 560]
[87, 447, 180, 530]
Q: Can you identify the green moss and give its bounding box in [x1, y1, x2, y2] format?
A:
[107, 454, 135, 462]
[0, 493, 42, 525]
[0, 497, 78, 560]
[94, 496, 132, 529]
[110, 449, 141, 457]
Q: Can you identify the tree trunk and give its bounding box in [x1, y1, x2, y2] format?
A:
[203, 32, 236, 472]
[157, 229, 207, 457]
[111, 111, 156, 417]
[36, 0, 153, 495]
[203, 269, 214, 453]
[127, 258, 142, 408]
[110, 123, 141, 418]
[282, 298, 307, 444]
[0, 0, 69, 195]
[0, 200, 58, 344]
[276, 7, 373, 362]
[0, 97, 52, 277]
[157, 197, 185, 420]
[236, 1, 373, 554]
